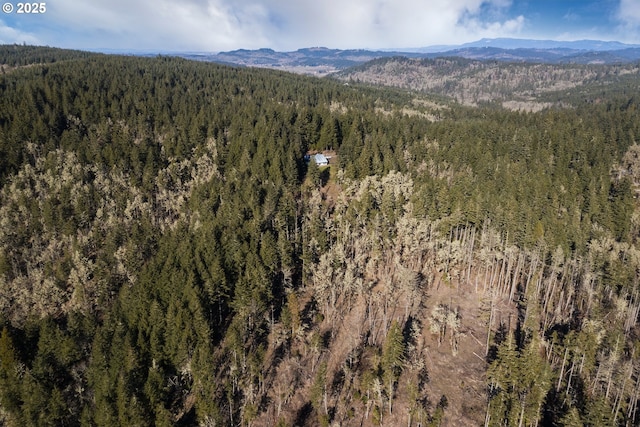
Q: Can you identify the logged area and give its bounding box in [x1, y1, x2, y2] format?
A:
[1, 44, 640, 426]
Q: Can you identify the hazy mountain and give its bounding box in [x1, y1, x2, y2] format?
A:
[181, 47, 426, 75]
[181, 38, 640, 75]
[452, 37, 640, 51]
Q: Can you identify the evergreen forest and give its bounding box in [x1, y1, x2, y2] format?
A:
[1, 44, 640, 426]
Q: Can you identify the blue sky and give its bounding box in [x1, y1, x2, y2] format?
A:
[1, 0, 639, 52]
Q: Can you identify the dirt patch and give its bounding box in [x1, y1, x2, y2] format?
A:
[418, 281, 488, 426]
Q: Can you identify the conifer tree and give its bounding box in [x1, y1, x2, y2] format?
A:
[382, 320, 405, 414]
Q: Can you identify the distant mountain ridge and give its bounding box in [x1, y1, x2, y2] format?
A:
[399, 38, 640, 53]
[178, 38, 640, 75]
[454, 38, 639, 51]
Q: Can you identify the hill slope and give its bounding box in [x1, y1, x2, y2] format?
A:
[332, 56, 640, 109]
[1, 45, 640, 426]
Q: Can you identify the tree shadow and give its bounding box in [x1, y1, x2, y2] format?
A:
[294, 401, 313, 426]
[486, 321, 509, 363]
[319, 167, 330, 187]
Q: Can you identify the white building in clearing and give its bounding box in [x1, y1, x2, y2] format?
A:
[313, 153, 329, 166]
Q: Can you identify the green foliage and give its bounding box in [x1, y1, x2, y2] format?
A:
[487, 334, 552, 426]
[0, 44, 96, 67]
[0, 327, 21, 414]
[311, 360, 328, 421]
[0, 317, 95, 426]
[381, 321, 405, 383]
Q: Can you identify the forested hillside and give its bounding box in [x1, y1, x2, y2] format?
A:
[1, 45, 640, 426]
[333, 56, 640, 111]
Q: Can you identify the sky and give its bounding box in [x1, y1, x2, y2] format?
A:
[1, 0, 639, 52]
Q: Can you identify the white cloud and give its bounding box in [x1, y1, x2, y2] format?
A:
[464, 15, 525, 38]
[5, 0, 526, 51]
[0, 20, 41, 45]
[617, 0, 640, 25]
[260, 0, 522, 49]
[45, 0, 273, 50]
[615, 0, 640, 42]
